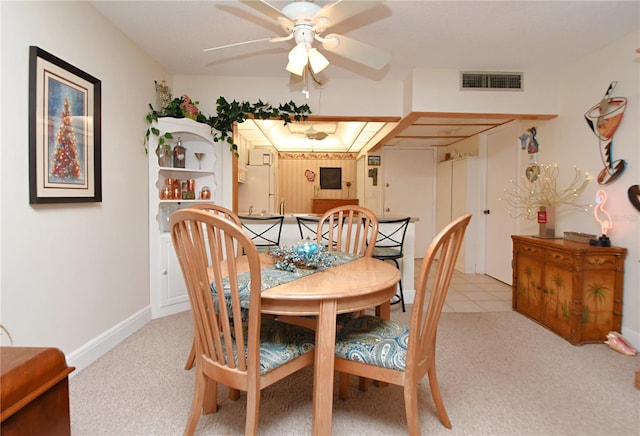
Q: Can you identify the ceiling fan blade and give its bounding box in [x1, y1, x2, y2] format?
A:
[239, 0, 294, 29]
[322, 33, 389, 70]
[314, 0, 383, 28]
[203, 37, 273, 52]
[203, 34, 293, 52]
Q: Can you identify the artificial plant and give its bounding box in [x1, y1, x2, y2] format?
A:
[145, 93, 311, 156]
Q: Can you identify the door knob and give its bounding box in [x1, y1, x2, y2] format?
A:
[483, 209, 491, 215]
[385, 208, 391, 212]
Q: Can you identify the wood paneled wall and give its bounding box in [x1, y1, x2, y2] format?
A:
[278, 153, 357, 213]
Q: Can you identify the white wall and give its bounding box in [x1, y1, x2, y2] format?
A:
[0, 1, 165, 370]
[525, 30, 639, 345]
[173, 75, 404, 119]
[408, 68, 560, 115]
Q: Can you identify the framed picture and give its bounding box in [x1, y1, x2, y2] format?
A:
[368, 155, 381, 166]
[29, 46, 102, 203]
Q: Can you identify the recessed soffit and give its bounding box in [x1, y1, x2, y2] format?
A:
[236, 112, 557, 153]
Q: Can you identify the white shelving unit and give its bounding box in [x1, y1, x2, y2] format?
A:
[148, 117, 233, 318]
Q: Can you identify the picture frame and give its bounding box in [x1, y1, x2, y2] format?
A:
[368, 155, 381, 166]
[29, 46, 102, 204]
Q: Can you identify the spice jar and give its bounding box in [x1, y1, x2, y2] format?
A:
[200, 186, 211, 200]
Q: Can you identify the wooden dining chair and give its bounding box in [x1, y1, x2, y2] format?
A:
[170, 210, 315, 435]
[318, 205, 378, 257]
[276, 206, 379, 331]
[187, 203, 241, 226]
[296, 215, 343, 249]
[183, 203, 241, 370]
[334, 214, 472, 435]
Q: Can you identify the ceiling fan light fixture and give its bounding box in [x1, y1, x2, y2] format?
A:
[286, 42, 308, 75]
[308, 48, 329, 74]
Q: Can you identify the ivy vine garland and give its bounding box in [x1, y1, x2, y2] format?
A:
[145, 94, 311, 156]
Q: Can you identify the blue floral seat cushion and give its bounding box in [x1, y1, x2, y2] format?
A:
[221, 318, 315, 375]
[334, 315, 409, 371]
[210, 275, 252, 321]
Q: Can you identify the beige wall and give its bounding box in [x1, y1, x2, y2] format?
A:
[278, 154, 357, 213]
[1, 2, 164, 367]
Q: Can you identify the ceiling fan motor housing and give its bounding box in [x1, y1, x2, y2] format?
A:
[281, 1, 321, 24]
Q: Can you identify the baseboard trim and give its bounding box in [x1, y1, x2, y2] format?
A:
[621, 326, 640, 351]
[66, 306, 152, 376]
[402, 289, 415, 304]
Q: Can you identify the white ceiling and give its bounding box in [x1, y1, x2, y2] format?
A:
[90, 0, 639, 152]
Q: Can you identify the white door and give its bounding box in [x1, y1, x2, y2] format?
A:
[485, 124, 519, 284]
[383, 148, 435, 256]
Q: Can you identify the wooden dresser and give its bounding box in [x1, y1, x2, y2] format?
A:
[311, 198, 359, 214]
[1, 347, 74, 435]
[511, 235, 627, 345]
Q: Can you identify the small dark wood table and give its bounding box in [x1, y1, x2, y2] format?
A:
[1, 347, 74, 436]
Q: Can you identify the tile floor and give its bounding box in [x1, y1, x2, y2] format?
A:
[411, 259, 513, 313]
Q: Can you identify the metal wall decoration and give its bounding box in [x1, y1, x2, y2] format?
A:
[628, 185, 640, 212]
[29, 46, 102, 203]
[526, 127, 539, 154]
[584, 81, 627, 185]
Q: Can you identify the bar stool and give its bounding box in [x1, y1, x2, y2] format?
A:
[373, 217, 411, 312]
[239, 215, 284, 252]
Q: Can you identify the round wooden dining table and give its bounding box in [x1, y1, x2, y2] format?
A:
[259, 254, 401, 435]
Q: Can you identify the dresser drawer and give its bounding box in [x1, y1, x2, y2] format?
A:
[516, 242, 542, 257]
[544, 248, 575, 267]
[583, 254, 619, 269]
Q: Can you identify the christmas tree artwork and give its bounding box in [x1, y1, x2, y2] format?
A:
[50, 96, 81, 182]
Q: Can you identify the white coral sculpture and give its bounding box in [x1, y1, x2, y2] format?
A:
[500, 163, 592, 219]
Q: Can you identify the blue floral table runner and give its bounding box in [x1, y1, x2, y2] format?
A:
[211, 252, 361, 313]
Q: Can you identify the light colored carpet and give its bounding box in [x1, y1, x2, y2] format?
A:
[70, 308, 639, 435]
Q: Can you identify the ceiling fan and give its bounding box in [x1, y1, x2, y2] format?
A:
[289, 121, 335, 140]
[204, 0, 390, 76]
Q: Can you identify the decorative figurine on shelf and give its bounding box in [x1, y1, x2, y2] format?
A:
[173, 137, 186, 168]
[155, 144, 172, 167]
[194, 152, 205, 170]
[155, 80, 172, 115]
[590, 189, 612, 247]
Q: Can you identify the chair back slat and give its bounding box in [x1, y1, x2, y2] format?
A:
[170, 210, 262, 374]
[408, 214, 471, 368]
[318, 206, 378, 256]
[189, 204, 242, 263]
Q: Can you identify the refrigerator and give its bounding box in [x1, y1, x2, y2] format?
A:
[238, 150, 278, 214]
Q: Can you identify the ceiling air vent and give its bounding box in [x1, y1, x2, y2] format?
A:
[460, 71, 523, 91]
